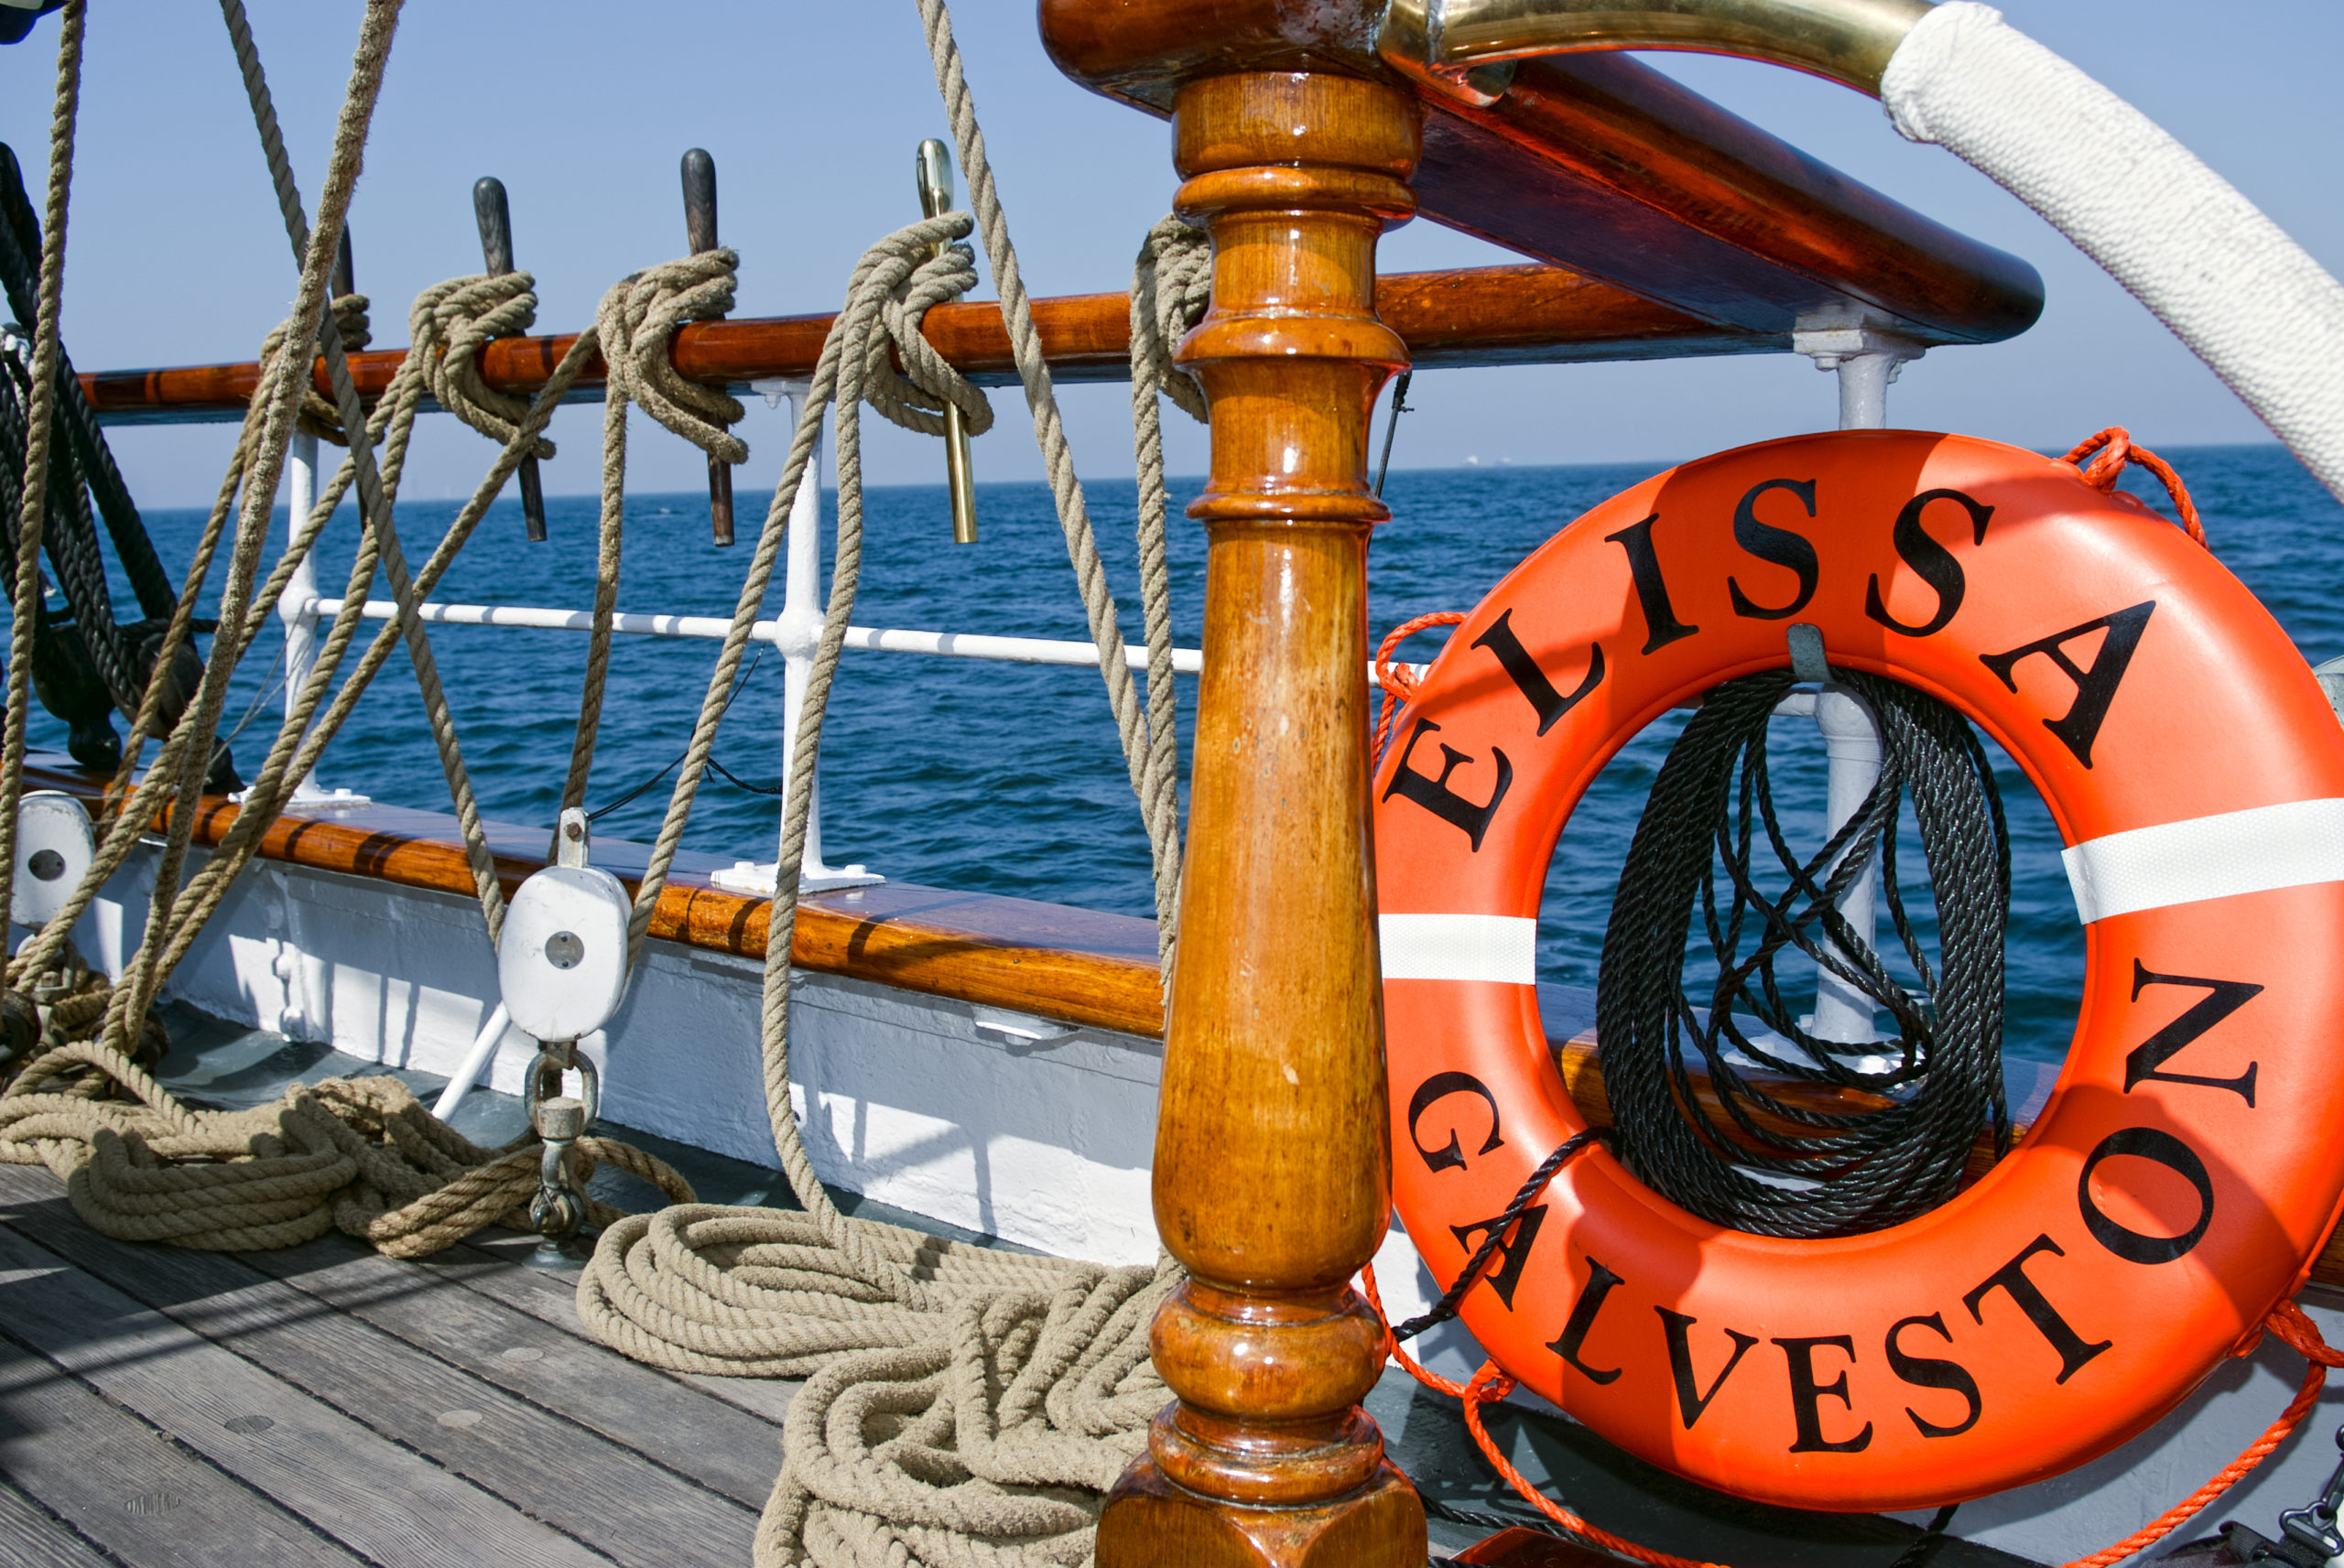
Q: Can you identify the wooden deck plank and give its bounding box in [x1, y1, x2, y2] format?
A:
[447, 1232, 804, 1428]
[0, 1169, 755, 1564]
[0, 1221, 616, 1568]
[0, 1333, 364, 1567]
[243, 1227, 790, 1511]
[0, 1476, 115, 1568]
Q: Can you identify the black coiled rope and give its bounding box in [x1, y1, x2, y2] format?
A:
[1597, 664, 2012, 1238]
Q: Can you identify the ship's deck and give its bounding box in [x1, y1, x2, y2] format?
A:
[0, 1006, 2035, 1568]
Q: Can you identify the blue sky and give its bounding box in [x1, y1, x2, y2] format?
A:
[3, 1, 2339, 506]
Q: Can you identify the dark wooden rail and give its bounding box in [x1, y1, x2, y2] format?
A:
[81, 265, 1758, 427]
[1038, 1, 2044, 346]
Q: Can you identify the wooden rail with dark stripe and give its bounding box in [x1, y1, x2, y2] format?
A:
[27, 758, 1164, 1040]
[81, 265, 1758, 426]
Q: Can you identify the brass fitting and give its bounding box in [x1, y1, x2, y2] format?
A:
[1378, 0, 1934, 100]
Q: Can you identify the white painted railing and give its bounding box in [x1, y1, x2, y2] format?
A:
[278, 383, 1419, 897]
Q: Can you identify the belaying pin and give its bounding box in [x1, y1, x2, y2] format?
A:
[472, 176, 548, 542]
[916, 139, 978, 545]
[680, 148, 736, 546]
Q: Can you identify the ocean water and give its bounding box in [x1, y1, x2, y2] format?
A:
[19, 443, 2343, 1072]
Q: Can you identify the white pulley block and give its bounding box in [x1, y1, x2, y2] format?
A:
[13, 791, 93, 929]
[498, 813, 632, 1044]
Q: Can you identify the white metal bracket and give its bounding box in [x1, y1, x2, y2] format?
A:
[1793, 322, 1926, 431]
[11, 790, 92, 930]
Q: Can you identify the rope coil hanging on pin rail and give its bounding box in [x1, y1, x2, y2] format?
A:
[849, 210, 997, 442]
[596, 248, 750, 465]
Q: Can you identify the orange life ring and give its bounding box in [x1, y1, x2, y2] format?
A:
[1373, 430, 2344, 1511]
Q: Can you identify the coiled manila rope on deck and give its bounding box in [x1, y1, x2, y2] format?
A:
[573, 207, 1180, 1568]
[0, 1033, 691, 1259]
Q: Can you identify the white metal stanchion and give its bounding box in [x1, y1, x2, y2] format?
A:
[275, 431, 366, 809]
[711, 383, 880, 896]
[1789, 324, 1926, 1047]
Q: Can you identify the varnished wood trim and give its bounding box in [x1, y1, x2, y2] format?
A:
[79, 265, 1758, 426]
[20, 758, 1163, 1041]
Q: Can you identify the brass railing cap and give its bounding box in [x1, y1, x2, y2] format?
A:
[1379, 0, 1936, 99]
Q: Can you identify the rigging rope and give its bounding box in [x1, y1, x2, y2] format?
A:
[1126, 215, 1208, 963]
[571, 16, 1230, 1563]
[0, 0, 82, 947]
[560, 247, 749, 828]
[100, 0, 413, 1060]
[572, 207, 1180, 1568]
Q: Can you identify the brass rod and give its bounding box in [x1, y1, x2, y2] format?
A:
[1381, 0, 1933, 99]
[917, 139, 979, 546]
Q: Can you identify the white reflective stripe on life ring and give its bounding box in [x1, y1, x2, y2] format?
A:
[1378, 914, 1536, 983]
[2063, 796, 2344, 923]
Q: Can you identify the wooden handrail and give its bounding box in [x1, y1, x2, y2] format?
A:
[80, 265, 1759, 427]
[22, 757, 1162, 1039]
[1039, 5, 2043, 346]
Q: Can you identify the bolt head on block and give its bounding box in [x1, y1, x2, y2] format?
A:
[12, 791, 93, 929]
[499, 864, 632, 1044]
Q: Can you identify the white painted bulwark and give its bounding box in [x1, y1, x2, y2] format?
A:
[70, 840, 1164, 1268]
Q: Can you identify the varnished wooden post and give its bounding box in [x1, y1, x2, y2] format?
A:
[1096, 71, 1425, 1568]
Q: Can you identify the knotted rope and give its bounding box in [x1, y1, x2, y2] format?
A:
[410, 270, 551, 458]
[598, 249, 749, 463]
[2061, 425, 2208, 546]
[557, 248, 749, 823]
[256, 289, 371, 443]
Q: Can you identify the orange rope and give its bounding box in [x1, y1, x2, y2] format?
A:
[1374, 611, 1467, 760]
[2056, 1301, 2344, 1568]
[2061, 427, 2208, 547]
[1361, 1262, 2342, 1568]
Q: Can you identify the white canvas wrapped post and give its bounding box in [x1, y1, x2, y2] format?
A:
[1882, 2, 2344, 502]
